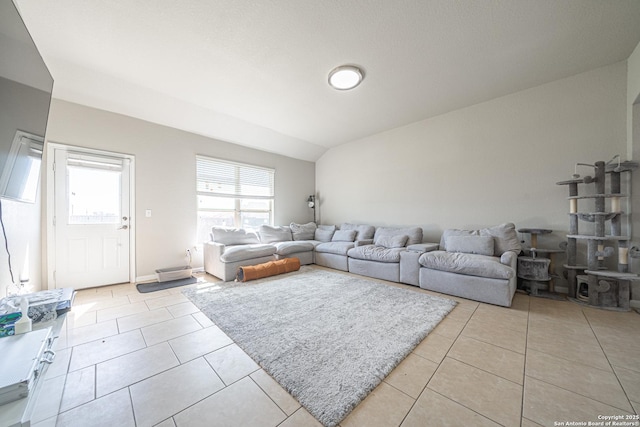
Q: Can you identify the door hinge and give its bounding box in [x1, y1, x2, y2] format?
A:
[52, 162, 56, 172]
[53, 216, 56, 226]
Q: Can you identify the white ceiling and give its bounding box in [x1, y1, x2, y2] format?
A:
[13, 0, 640, 162]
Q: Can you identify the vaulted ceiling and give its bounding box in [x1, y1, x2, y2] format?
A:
[14, 0, 640, 161]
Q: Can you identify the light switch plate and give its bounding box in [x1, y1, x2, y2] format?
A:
[145, 209, 152, 218]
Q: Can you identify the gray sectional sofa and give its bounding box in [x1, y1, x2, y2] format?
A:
[203, 222, 521, 307]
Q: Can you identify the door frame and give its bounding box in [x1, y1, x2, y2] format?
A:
[45, 142, 136, 290]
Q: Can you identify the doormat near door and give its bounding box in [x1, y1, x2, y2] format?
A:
[136, 276, 198, 293]
[182, 266, 457, 427]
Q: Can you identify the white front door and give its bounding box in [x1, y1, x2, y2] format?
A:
[54, 148, 131, 289]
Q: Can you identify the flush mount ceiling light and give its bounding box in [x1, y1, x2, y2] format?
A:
[328, 65, 364, 90]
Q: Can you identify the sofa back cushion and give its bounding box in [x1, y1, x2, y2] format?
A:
[315, 225, 336, 242]
[445, 235, 494, 256]
[259, 225, 292, 243]
[340, 223, 375, 240]
[374, 226, 423, 246]
[480, 223, 521, 255]
[332, 229, 357, 242]
[440, 223, 521, 256]
[211, 227, 260, 245]
[290, 222, 317, 241]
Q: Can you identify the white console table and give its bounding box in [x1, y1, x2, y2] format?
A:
[0, 314, 66, 427]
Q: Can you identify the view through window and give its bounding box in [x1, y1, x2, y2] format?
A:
[196, 156, 274, 242]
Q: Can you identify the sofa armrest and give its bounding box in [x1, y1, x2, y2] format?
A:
[205, 241, 226, 256]
[406, 243, 439, 253]
[500, 250, 518, 268]
[355, 239, 374, 247]
[203, 242, 225, 276]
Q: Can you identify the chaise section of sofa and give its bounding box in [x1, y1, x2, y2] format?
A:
[418, 223, 521, 307]
[203, 227, 277, 281]
[258, 224, 316, 265]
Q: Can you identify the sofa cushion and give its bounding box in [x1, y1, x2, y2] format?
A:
[445, 235, 494, 256]
[219, 244, 277, 263]
[375, 234, 409, 249]
[315, 241, 355, 256]
[332, 229, 357, 242]
[273, 241, 315, 256]
[440, 223, 521, 256]
[479, 223, 521, 255]
[374, 226, 423, 245]
[314, 225, 336, 242]
[259, 225, 292, 243]
[290, 222, 317, 241]
[419, 251, 514, 280]
[340, 223, 375, 240]
[211, 227, 260, 245]
[348, 245, 405, 263]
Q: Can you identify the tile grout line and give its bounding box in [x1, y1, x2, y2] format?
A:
[396, 302, 479, 426]
[520, 294, 532, 427]
[570, 306, 636, 412]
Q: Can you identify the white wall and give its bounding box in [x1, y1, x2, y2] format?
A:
[626, 41, 640, 295]
[317, 61, 627, 253]
[627, 40, 640, 156]
[44, 100, 315, 281]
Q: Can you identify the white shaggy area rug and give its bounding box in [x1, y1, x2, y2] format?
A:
[182, 266, 456, 427]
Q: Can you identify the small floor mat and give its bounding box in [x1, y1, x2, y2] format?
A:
[136, 276, 198, 293]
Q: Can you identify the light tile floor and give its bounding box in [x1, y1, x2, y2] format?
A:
[30, 266, 639, 427]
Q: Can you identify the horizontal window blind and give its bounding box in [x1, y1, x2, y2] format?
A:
[196, 156, 274, 199]
[67, 152, 124, 171]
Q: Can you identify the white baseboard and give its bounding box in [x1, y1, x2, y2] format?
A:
[135, 274, 156, 283]
[135, 267, 203, 283]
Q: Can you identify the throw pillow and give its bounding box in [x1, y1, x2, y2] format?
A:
[290, 222, 317, 241]
[331, 229, 357, 242]
[340, 223, 375, 240]
[259, 225, 292, 243]
[374, 227, 423, 245]
[315, 225, 336, 242]
[375, 234, 409, 248]
[440, 228, 477, 251]
[445, 235, 495, 256]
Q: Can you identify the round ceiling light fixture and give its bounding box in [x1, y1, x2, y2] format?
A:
[328, 65, 364, 90]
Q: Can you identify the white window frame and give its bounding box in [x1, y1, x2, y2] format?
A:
[196, 156, 275, 239]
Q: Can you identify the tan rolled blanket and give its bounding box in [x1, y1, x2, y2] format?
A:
[236, 257, 301, 282]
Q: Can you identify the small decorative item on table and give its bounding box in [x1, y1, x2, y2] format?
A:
[0, 312, 22, 337]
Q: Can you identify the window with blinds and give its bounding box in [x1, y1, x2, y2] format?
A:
[196, 156, 274, 240]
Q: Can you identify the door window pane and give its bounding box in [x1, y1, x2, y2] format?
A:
[68, 166, 121, 224]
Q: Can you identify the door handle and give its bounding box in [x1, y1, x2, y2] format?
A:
[118, 225, 128, 230]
